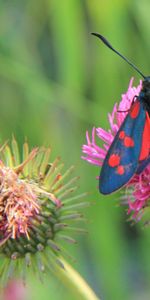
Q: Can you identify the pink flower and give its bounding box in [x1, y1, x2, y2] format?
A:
[3, 280, 27, 300]
[82, 78, 150, 220]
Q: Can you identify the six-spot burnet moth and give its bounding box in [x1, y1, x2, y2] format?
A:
[92, 33, 150, 195]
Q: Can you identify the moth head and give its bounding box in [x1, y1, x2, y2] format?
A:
[143, 76, 150, 90]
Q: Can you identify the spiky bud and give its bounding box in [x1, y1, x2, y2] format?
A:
[0, 139, 89, 286]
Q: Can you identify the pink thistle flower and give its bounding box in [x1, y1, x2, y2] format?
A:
[82, 78, 150, 221]
[3, 280, 27, 300]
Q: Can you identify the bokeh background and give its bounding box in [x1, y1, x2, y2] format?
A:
[0, 1, 150, 299]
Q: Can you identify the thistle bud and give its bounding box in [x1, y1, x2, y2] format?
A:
[0, 138, 89, 285]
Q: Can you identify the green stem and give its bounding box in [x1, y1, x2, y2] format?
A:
[54, 258, 101, 300]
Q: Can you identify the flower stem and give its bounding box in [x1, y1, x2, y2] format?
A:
[54, 258, 101, 300]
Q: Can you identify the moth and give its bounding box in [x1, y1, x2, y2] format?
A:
[92, 33, 150, 194]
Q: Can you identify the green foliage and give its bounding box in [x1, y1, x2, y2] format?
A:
[0, 0, 150, 299]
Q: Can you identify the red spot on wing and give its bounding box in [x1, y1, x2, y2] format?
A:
[119, 131, 134, 147]
[119, 131, 125, 139]
[117, 165, 125, 175]
[130, 101, 140, 119]
[108, 154, 120, 167]
[124, 136, 134, 147]
[139, 112, 150, 161]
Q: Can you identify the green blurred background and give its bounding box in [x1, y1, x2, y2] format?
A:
[0, 1, 150, 299]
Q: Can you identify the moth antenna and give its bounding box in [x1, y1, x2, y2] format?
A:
[91, 33, 146, 79]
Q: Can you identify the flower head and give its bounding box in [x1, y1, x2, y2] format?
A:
[82, 78, 150, 221]
[0, 157, 39, 241]
[0, 138, 89, 286]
